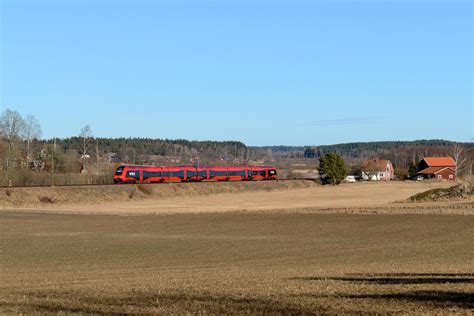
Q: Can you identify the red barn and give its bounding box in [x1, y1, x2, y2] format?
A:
[417, 157, 456, 181]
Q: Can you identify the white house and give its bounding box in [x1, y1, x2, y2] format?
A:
[361, 159, 395, 181]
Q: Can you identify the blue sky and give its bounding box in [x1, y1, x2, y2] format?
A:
[0, 0, 472, 146]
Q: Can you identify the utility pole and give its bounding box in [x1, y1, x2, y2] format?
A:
[51, 138, 56, 186]
[27, 138, 30, 171]
[6, 140, 12, 186]
[470, 138, 473, 179]
[6, 156, 11, 187]
[96, 142, 100, 175]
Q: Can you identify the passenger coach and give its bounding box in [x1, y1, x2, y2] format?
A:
[113, 165, 277, 183]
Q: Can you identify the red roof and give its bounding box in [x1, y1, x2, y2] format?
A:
[418, 166, 455, 174]
[422, 157, 456, 167]
[362, 159, 393, 171]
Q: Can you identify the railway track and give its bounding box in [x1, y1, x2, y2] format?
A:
[0, 178, 318, 189]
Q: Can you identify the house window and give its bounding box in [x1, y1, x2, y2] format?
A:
[437, 175, 442, 179]
[449, 175, 453, 179]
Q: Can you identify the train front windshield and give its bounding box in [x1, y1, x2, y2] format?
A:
[115, 166, 124, 175]
[269, 169, 277, 176]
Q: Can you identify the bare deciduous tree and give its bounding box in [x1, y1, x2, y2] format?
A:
[0, 109, 25, 181]
[0, 109, 25, 142]
[78, 125, 93, 173]
[79, 125, 93, 158]
[451, 143, 467, 177]
[24, 114, 42, 167]
[91, 140, 107, 175]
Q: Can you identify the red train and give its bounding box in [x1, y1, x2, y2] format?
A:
[113, 165, 278, 183]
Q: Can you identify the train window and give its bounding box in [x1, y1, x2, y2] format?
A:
[210, 171, 227, 177]
[187, 171, 205, 177]
[215, 171, 228, 176]
[229, 170, 245, 176]
[115, 167, 124, 175]
[170, 171, 185, 178]
[269, 170, 277, 175]
[143, 171, 162, 179]
[126, 170, 140, 179]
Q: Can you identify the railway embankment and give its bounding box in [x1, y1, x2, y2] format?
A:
[0, 180, 317, 208]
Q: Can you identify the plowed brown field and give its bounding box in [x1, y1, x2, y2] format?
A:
[1, 181, 472, 314]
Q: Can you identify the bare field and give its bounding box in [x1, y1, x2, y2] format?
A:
[1, 211, 473, 314]
[1, 182, 472, 314]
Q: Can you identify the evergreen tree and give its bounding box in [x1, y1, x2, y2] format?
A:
[319, 152, 348, 185]
[408, 162, 419, 178]
[304, 147, 317, 158]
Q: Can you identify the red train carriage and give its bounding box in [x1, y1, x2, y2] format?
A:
[113, 165, 277, 183]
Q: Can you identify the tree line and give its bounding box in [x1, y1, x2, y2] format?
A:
[0, 108, 471, 186]
[0, 109, 251, 186]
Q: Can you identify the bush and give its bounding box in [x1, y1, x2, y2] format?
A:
[136, 184, 153, 195]
[394, 167, 409, 180]
[39, 196, 55, 204]
[318, 152, 348, 185]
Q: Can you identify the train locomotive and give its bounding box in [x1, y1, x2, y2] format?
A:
[113, 165, 278, 183]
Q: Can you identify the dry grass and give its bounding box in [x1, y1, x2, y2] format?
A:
[0, 181, 461, 215]
[0, 211, 473, 314]
[0, 180, 317, 209]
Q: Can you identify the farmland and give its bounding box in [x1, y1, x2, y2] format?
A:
[0, 180, 465, 214]
[0, 182, 473, 314]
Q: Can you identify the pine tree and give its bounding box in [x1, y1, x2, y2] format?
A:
[319, 152, 348, 185]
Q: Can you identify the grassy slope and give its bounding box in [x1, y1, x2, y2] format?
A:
[1, 211, 473, 314]
[0, 180, 317, 209]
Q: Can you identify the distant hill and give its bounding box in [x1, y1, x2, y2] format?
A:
[315, 139, 462, 158]
[251, 140, 472, 169]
